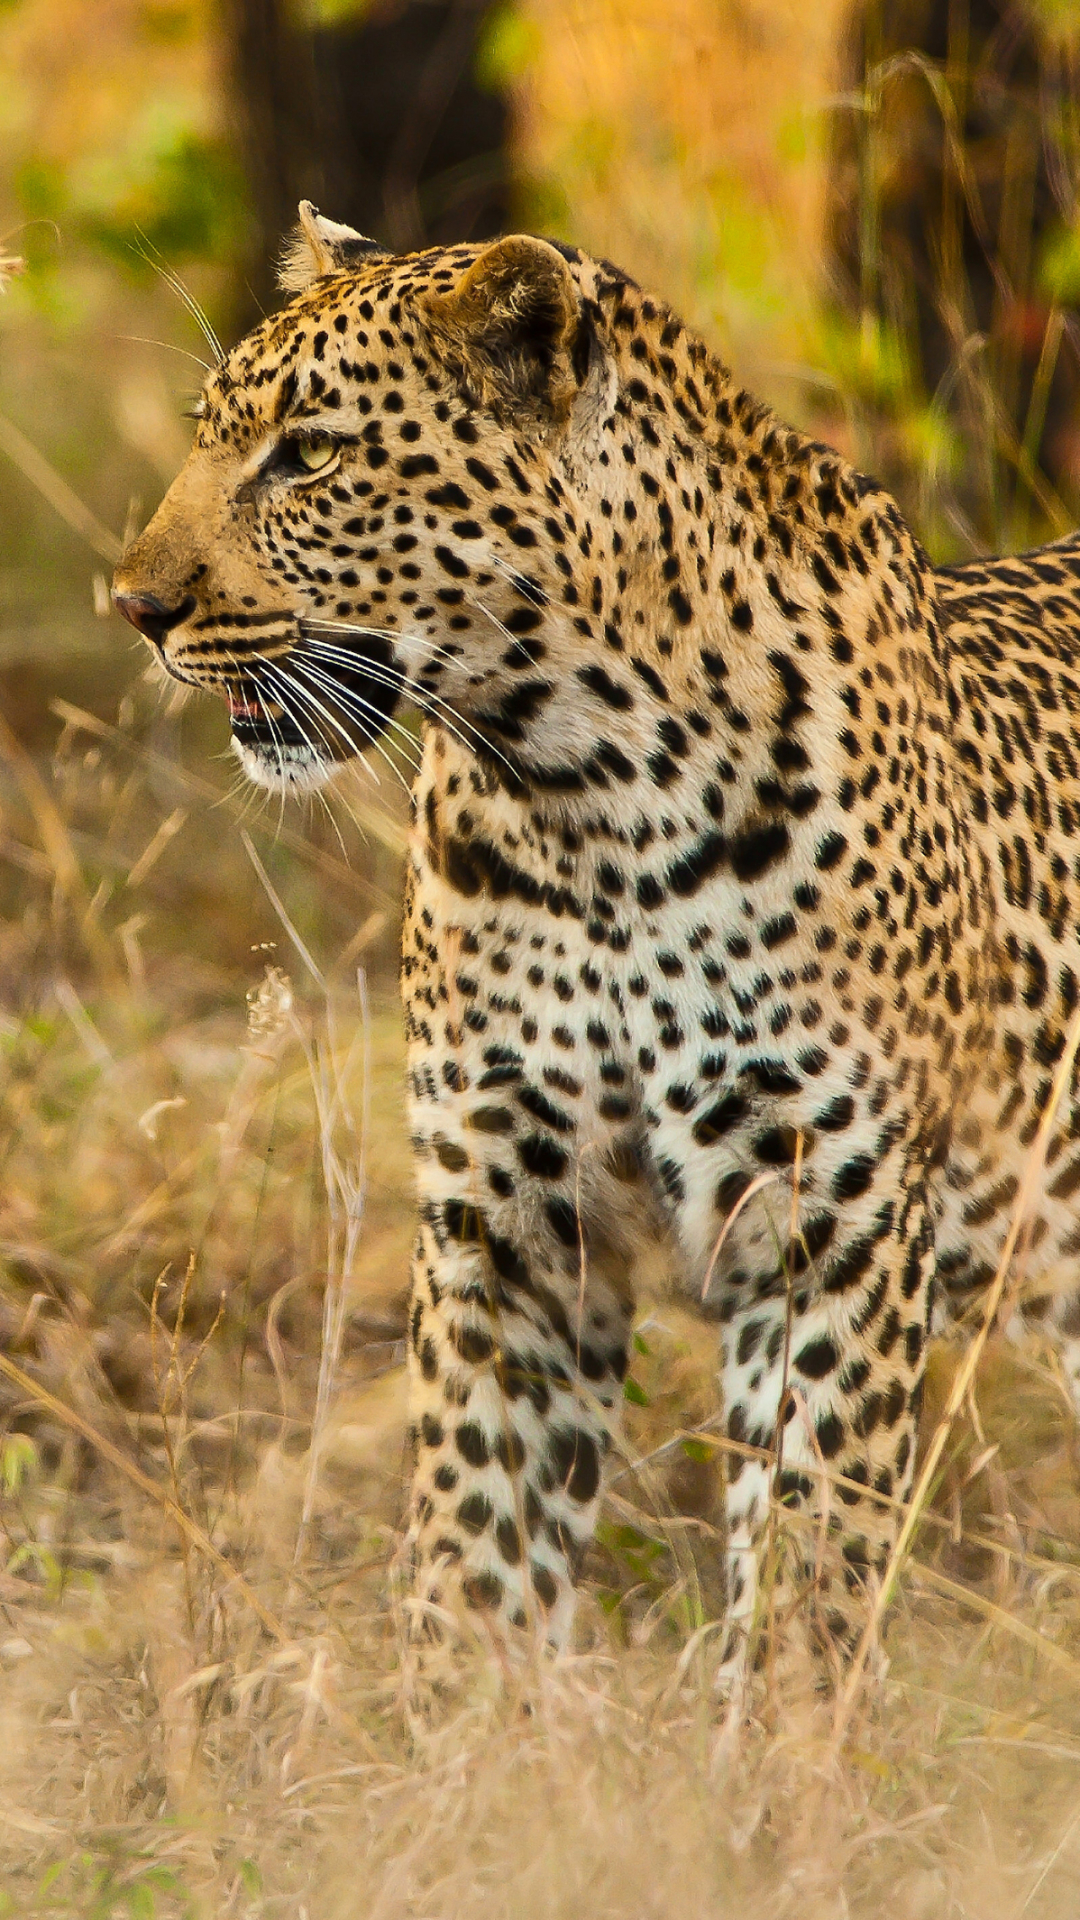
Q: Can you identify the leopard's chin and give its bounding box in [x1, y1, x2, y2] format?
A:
[230, 731, 339, 794]
[226, 687, 350, 792]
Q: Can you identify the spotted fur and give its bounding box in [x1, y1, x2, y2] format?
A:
[113, 207, 1080, 1674]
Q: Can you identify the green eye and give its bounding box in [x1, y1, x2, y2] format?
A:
[296, 433, 336, 471]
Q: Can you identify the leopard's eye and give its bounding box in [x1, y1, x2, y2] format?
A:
[294, 433, 336, 472]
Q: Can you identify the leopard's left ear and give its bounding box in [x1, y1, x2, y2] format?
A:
[278, 201, 384, 292]
[423, 235, 593, 421]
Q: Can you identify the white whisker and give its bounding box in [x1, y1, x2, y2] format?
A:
[133, 232, 226, 366]
[302, 618, 461, 666]
[483, 553, 552, 607]
[297, 632, 520, 779]
[257, 657, 413, 800]
[291, 654, 425, 772]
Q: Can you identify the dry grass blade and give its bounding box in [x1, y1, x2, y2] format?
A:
[0, 1350, 286, 1644]
[240, 826, 371, 1592]
[0, 706, 121, 982]
[0, 408, 122, 562]
[241, 826, 326, 992]
[908, 1561, 1080, 1685]
[831, 998, 1080, 1756]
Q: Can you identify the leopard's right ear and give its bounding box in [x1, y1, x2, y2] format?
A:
[278, 202, 384, 292]
[421, 235, 593, 423]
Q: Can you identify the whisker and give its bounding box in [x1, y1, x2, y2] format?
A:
[257, 658, 414, 801]
[313, 784, 352, 863]
[473, 600, 521, 649]
[290, 654, 425, 772]
[132, 229, 226, 366]
[225, 646, 318, 823]
[302, 649, 502, 772]
[299, 642, 485, 761]
[116, 334, 214, 375]
[302, 618, 461, 666]
[482, 554, 552, 608]
[321, 771, 380, 849]
[297, 634, 519, 779]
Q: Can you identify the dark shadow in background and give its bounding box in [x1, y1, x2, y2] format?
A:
[222, 0, 509, 321]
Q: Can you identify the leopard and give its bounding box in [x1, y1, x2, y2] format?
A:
[112, 201, 1080, 1680]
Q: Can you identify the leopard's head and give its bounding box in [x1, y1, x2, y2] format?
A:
[113, 205, 619, 794]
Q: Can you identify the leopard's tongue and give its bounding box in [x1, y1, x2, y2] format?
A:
[226, 689, 265, 721]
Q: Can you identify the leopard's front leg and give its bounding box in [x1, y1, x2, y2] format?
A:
[400, 822, 635, 1651]
[406, 1195, 631, 1648]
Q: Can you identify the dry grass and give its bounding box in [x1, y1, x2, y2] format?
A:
[4, 696, 1080, 1916]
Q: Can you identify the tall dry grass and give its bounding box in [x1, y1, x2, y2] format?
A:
[5, 618, 1080, 1918]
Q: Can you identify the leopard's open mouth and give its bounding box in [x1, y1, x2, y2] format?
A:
[224, 684, 311, 753]
[221, 635, 407, 792]
[225, 688, 267, 723]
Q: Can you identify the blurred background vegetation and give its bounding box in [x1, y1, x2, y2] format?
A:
[6, 4, 1080, 1910]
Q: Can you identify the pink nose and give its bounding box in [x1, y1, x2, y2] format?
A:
[113, 591, 194, 649]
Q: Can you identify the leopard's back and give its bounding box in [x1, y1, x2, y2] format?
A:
[934, 536, 1080, 1318]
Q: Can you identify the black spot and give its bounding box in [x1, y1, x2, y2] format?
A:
[444, 1199, 483, 1243]
[729, 819, 790, 882]
[532, 1564, 559, 1608]
[815, 831, 847, 871]
[495, 1429, 526, 1472]
[753, 1126, 803, 1165]
[824, 1235, 876, 1294]
[463, 1570, 503, 1609]
[577, 663, 633, 709]
[549, 1427, 601, 1503]
[458, 1492, 493, 1534]
[546, 1196, 581, 1247]
[694, 1092, 749, 1143]
[517, 1085, 575, 1132]
[451, 1321, 496, 1364]
[815, 1412, 845, 1458]
[496, 1516, 523, 1565]
[832, 1155, 876, 1201]
[665, 831, 728, 897]
[456, 1423, 490, 1467]
[434, 544, 470, 579]
[516, 1133, 568, 1179]
[436, 1138, 470, 1172]
[794, 1335, 838, 1379]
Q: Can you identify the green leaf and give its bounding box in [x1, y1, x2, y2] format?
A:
[606, 1524, 650, 1552]
[0, 1432, 38, 1496]
[475, 2, 542, 91]
[680, 1438, 715, 1463]
[623, 1377, 650, 1407]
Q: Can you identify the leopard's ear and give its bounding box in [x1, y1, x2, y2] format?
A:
[278, 202, 384, 292]
[423, 235, 593, 421]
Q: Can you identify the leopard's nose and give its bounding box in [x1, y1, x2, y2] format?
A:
[113, 591, 195, 650]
